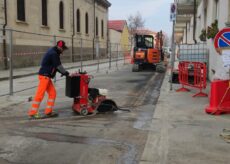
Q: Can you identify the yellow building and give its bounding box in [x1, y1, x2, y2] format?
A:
[108, 20, 130, 52]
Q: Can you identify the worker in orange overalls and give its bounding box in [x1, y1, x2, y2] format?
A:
[28, 40, 69, 118]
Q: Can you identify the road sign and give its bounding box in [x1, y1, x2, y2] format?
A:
[170, 3, 176, 22]
[222, 50, 230, 68]
[214, 28, 230, 49]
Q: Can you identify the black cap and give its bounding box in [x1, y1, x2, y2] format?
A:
[57, 40, 68, 50]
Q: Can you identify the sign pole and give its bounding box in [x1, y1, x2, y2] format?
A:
[169, 2, 176, 91]
[170, 20, 175, 91]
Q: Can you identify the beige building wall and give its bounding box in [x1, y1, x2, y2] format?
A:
[6, 0, 72, 46]
[0, 1, 4, 25]
[75, 0, 93, 41]
[0, 0, 110, 69]
[109, 29, 121, 44]
[75, 0, 108, 42]
[109, 29, 122, 57]
[109, 24, 131, 54]
[4, 0, 109, 45]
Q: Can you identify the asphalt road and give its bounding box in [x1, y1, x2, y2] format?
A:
[0, 65, 165, 164]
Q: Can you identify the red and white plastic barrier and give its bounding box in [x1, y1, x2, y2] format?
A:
[176, 61, 207, 97]
[205, 80, 230, 115]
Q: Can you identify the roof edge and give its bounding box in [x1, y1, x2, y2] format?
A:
[96, 0, 111, 8]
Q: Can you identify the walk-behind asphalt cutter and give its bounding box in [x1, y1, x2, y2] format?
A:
[132, 31, 165, 72]
[66, 71, 119, 115]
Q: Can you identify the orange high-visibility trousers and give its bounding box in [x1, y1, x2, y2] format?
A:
[28, 75, 56, 116]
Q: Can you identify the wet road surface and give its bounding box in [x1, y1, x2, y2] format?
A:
[0, 65, 165, 164]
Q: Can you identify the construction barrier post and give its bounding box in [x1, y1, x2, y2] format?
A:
[176, 62, 190, 92]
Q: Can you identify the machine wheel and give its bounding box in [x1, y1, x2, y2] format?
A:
[152, 64, 156, 71]
[141, 64, 145, 70]
[80, 108, 88, 116]
[132, 64, 139, 72]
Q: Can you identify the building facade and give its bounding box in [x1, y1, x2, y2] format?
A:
[0, 0, 111, 69]
[108, 20, 131, 51]
[174, 0, 230, 80]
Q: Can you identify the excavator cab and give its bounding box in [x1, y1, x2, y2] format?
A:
[135, 35, 154, 49]
[132, 34, 161, 72]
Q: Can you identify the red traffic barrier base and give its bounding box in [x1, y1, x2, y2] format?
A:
[192, 89, 208, 97]
[205, 80, 230, 115]
[176, 86, 190, 92]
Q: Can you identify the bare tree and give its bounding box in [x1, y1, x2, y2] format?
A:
[127, 11, 145, 34]
[127, 11, 145, 51]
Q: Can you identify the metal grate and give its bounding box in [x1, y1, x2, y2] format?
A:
[178, 43, 209, 64]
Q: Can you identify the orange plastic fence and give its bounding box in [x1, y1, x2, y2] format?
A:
[176, 61, 208, 97]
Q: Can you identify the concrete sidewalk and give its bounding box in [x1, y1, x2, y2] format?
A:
[140, 72, 230, 164]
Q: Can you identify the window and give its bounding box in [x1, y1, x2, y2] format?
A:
[17, 0, 25, 21]
[101, 20, 104, 38]
[77, 9, 80, 32]
[96, 17, 98, 36]
[136, 35, 153, 48]
[85, 13, 89, 34]
[59, 1, 64, 29]
[42, 0, 48, 26]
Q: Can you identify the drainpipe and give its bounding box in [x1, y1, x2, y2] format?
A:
[193, 0, 197, 44]
[106, 8, 109, 56]
[93, 0, 96, 59]
[71, 0, 75, 62]
[185, 22, 188, 44]
[2, 0, 8, 69]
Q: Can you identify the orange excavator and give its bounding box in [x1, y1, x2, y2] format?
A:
[132, 31, 164, 72]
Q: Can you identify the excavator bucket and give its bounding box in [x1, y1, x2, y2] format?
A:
[96, 99, 118, 113]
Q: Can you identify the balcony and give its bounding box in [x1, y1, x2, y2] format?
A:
[174, 0, 200, 42]
[176, 0, 194, 15]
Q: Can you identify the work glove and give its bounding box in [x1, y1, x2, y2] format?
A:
[61, 71, 69, 77]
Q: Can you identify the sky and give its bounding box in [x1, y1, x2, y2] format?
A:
[108, 0, 173, 36]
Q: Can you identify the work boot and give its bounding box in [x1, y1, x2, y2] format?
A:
[44, 108, 53, 115]
[28, 109, 38, 117]
[29, 113, 40, 119]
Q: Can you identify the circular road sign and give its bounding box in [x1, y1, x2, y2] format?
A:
[214, 28, 230, 49]
[171, 3, 176, 13]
